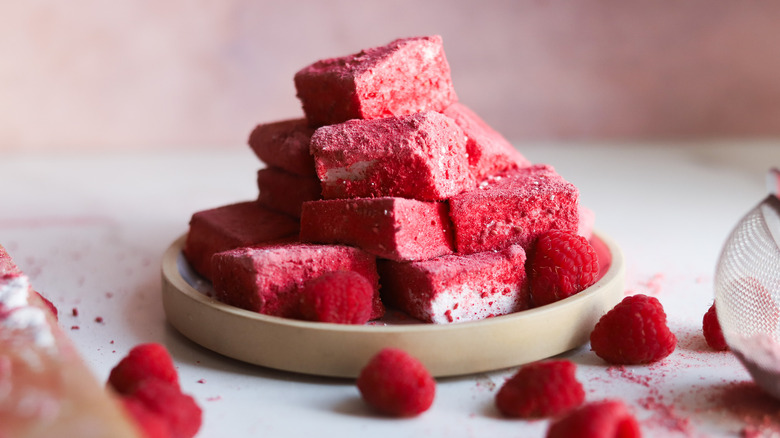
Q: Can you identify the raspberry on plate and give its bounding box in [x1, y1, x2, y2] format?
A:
[702, 302, 729, 351]
[590, 294, 677, 364]
[546, 399, 641, 438]
[299, 271, 375, 324]
[108, 343, 180, 395]
[356, 348, 435, 417]
[495, 359, 585, 418]
[528, 230, 599, 306]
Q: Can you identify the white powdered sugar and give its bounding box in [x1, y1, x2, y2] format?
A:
[0, 276, 55, 349]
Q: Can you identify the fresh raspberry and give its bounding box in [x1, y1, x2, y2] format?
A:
[495, 359, 585, 418]
[590, 294, 677, 364]
[108, 343, 180, 395]
[528, 230, 599, 306]
[121, 397, 172, 438]
[125, 379, 202, 438]
[702, 302, 728, 351]
[356, 348, 435, 417]
[299, 271, 374, 324]
[546, 399, 641, 438]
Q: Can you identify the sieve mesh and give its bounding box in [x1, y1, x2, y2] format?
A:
[714, 197, 780, 352]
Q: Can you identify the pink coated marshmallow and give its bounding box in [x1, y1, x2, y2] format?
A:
[299, 197, 454, 262]
[248, 118, 317, 176]
[257, 167, 322, 218]
[441, 102, 531, 180]
[211, 243, 384, 320]
[448, 164, 579, 254]
[310, 111, 474, 201]
[182, 201, 300, 280]
[378, 244, 530, 323]
[294, 35, 457, 127]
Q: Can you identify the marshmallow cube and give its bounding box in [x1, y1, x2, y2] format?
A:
[211, 243, 384, 320]
[441, 102, 531, 180]
[248, 118, 316, 177]
[378, 244, 529, 323]
[448, 165, 579, 254]
[182, 201, 300, 280]
[299, 197, 454, 262]
[294, 35, 457, 127]
[310, 111, 474, 201]
[257, 167, 322, 218]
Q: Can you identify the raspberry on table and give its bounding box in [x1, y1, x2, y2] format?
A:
[108, 343, 180, 395]
[546, 399, 641, 438]
[495, 359, 585, 418]
[356, 348, 435, 417]
[299, 271, 374, 324]
[124, 379, 202, 438]
[590, 294, 677, 364]
[528, 230, 599, 306]
[121, 397, 172, 438]
[702, 302, 729, 351]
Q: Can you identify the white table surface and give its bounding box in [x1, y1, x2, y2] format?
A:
[2, 141, 780, 437]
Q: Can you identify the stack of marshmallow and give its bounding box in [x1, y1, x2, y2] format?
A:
[183, 35, 589, 324]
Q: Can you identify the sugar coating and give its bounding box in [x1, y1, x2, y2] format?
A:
[182, 201, 300, 280]
[0, 244, 20, 276]
[378, 244, 529, 323]
[248, 118, 316, 176]
[448, 164, 579, 254]
[310, 111, 474, 201]
[211, 243, 384, 320]
[299, 197, 454, 262]
[257, 167, 322, 218]
[441, 102, 531, 180]
[294, 35, 457, 127]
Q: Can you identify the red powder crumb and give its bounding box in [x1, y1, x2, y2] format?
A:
[72, 307, 79, 317]
[206, 396, 222, 402]
[197, 379, 206, 384]
[70, 325, 80, 330]
[708, 381, 780, 437]
[604, 366, 694, 436]
[95, 316, 104, 323]
[639, 273, 664, 296]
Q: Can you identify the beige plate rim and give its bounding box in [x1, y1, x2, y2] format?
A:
[161, 231, 625, 378]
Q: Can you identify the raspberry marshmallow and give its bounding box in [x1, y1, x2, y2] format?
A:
[248, 118, 316, 177]
[448, 164, 579, 254]
[211, 243, 384, 320]
[257, 167, 322, 218]
[294, 35, 457, 127]
[182, 201, 300, 280]
[441, 102, 531, 180]
[378, 244, 529, 323]
[310, 111, 474, 201]
[299, 197, 454, 262]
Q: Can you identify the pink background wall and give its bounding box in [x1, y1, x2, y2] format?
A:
[3, 1, 780, 151]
